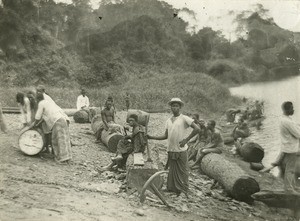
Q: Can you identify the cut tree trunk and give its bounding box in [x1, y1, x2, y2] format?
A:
[73, 110, 89, 123]
[237, 142, 264, 163]
[200, 153, 260, 202]
[91, 115, 124, 153]
[0, 106, 7, 132]
[100, 129, 123, 153]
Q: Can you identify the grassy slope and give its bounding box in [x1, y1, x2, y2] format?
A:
[0, 71, 240, 119]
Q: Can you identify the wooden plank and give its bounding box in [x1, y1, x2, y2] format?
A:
[134, 152, 145, 166]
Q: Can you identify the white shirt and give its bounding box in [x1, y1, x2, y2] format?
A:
[19, 97, 32, 124]
[165, 114, 194, 152]
[279, 115, 300, 153]
[43, 93, 70, 122]
[35, 100, 64, 130]
[77, 95, 90, 110]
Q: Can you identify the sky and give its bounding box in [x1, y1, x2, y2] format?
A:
[57, 0, 300, 39]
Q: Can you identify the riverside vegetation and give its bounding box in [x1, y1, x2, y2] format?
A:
[1, 0, 300, 113]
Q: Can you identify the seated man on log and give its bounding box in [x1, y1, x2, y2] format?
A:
[76, 88, 92, 121]
[232, 118, 250, 141]
[102, 114, 147, 171]
[191, 120, 223, 169]
[187, 114, 201, 147]
[188, 118, 209, 162]
[95, 99, 123, 142]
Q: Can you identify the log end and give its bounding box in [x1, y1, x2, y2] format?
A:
[232, 176, 260, 202]
[73, 110, 89, 123]
[106, 134, 124, 153]
[239, 142, 264, 163]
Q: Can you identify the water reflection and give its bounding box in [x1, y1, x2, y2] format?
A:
[230, 76, 300, 171]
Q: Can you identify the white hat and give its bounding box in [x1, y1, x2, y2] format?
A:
[168, 98, 184, 106]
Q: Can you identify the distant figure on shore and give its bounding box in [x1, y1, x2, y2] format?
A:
[102, 114, 147, 171]
[76, 89, 90, 111]
[226, 109, 241, 124]
[250, 100, 263, 120]
[148, 98, 200, 198]
[29, 92, 71, 163]
[191, 120, 223, 169]
[0, 104, 7, 133]
[125, 92, 130, 111]
[232, 118, 250, 140]
[241, 107, 250, 120]
[271, 101, 300, 218]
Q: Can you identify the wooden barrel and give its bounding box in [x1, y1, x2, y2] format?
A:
[18, 128, 44, 155]
[237, 142, 264, 163]
[100, 129, 123, 153]
[127, 109, 150, 126]
[73, 110, 89, 123]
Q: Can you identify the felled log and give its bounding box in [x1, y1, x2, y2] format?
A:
[127, 109, 150, 126]
[18, 128, 45, 155]
[63, 109, 77, 117]
[73, 110, 89, 123]
[2, 107, 21, 114]
[250, 162, 264, 171]
[0, 106, 7, 132]
[200, 153, 260, 202]
[222, 132, 234, 144]
[91, 115, 123, 153]
[237, 142, 264, 163]
[100, 129, 123, 153]
[252, 190, 300, 208]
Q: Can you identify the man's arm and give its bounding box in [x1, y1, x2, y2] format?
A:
[286, 120, 300, 139]
[179, 122, 200, 147]
[101, 110, 109, 130]
[148, 129, 168, 140]
[25, 99, 31, 125]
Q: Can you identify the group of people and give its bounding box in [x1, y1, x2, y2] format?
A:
[226, 100, 264, 124]
[1, 88, 299, 215]
[16, 85, 72, 163]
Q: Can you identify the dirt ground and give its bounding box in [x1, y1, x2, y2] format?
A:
[0, 111, 296, 221]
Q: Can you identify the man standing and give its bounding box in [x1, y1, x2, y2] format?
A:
[76, 89, 90, 111]
[272, 101, 300, 218]
[148, 98, 200, 197]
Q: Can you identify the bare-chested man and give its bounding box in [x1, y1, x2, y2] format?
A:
[94, 99, 123, 143]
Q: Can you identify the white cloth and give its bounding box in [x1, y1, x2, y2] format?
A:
[165, 114, 194, 152]
[279, 115, 300, 153]
[19, 97, 32, 124]
[76, 95, 90, 110]
[35, 100, 64, 130]
[43, 93, 70, 123]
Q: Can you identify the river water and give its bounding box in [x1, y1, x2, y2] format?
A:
[230, 76, 300, 171]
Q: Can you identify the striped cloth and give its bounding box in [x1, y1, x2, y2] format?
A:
[166, 150, 189, 195]
[51, 118, 72, 162]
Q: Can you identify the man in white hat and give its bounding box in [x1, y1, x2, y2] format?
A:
[148, 98, 200, 197]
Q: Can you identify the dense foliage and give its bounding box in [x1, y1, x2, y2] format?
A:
[0, 0, 299, 87]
